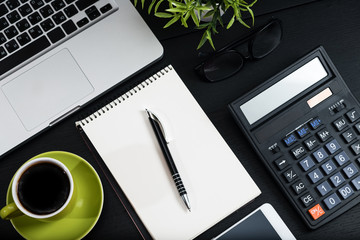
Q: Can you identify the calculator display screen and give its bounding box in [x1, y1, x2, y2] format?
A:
[240, 57, 328, 125]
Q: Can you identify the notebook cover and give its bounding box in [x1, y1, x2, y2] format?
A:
[76, 65, 261, 239]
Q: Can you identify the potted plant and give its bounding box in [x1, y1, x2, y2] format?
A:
[134, 0, 257, 49]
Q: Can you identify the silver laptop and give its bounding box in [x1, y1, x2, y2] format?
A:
[0, 0, 163, 156]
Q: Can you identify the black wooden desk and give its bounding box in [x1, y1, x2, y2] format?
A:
[2, 0, 360, 239]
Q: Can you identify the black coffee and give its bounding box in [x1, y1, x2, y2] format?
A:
[17, 162, 70, 215]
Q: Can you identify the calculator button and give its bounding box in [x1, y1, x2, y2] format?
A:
[309, 118, 322, 130]
[330, 172, 345, 187]
[351, 176, 360, 190]
[317, 181, 332, 196]
[325, 139, 341, 154]
[308, 204, 325, 220]
[274, 157, 288, 170]
[283, 168, 298, 183]
[334, 151, 350, 166]
[304, 136, 319, 151]
[350, 141, 360, 155]
[323, 193, 341, 209]
[317, 128, 331, 142]
[291, 145, 306, 159]
[321, 160, 337, 175]
[333, 103, 345, 113]
[299, 156, 315, 171]
[338, 184, 354, 199]
[269, 144, 280, 154]
[346, 109, 360, 122]
[313, 148, 328, 163]
[343, 163, 358, 178]
[296, 126, 310, 138]
[283, 133, 297, 147]
[308, 168, 324, 184]
[342, 129, 356, 143]
[333, 117, 348, 132]
[354, 123, 360, 134]
[301, 193, 315, 207]
[292, 181, 307, 195]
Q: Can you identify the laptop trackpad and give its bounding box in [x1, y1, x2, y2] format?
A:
[2, 49, 94, 131]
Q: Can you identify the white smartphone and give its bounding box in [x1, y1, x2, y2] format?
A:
[213, 203, 296, 240]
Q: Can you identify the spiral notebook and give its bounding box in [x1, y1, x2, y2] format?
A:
[75, 65, 261, 239]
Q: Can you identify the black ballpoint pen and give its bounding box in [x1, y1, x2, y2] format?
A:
[145, 109, 191, 212]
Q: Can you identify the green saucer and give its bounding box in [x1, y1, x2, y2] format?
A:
[6, 151, 104, 240]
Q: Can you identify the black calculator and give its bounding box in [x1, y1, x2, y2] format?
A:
[229, 46, 360, 229]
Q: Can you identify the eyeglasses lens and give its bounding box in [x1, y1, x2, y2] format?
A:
[203, 51, 244, 82]
[251, 21, 282, 59]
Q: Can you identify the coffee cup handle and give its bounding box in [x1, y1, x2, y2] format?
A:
[0, 202, 24, 220]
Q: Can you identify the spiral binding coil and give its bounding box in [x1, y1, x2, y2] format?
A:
[75, 65, 173, 128]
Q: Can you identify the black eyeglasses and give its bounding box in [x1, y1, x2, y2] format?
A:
[195, 19, 282, 82]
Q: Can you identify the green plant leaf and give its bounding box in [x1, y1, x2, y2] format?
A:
[154, 0, 164, 13]
[227, 15, 235, 29]
[195, 6, 214, 11]
[197, 30, 208, 50]
[180, 16, 189, 27]
[137, 0, 258, 50]
[148, 0, 157, 14]
[168, 0, 186, 8]
[190, 9, 200, 26]
[247, 6, 255, 25]
[203, 9, 215, 18]
[154, 12, 173, 18]
[206, 29, 215, 49]
[164, 15, 180, 28]
[166, 8, 187, 13]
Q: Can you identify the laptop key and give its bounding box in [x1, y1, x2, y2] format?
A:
[4, 25, 18, 39]
[18, 3, 33, 17]
[28, 11, 42, 25]
[16, 31, 30, 45]
[39, 5, 54, 18]
[16, 18, 30, 32]
[0, 35, 50, 76]
[75, 0, 98, 11]
[0, 32, 6, 43]
[40, 18, 54, 31]
[64, 4, 78, 18]
[76, 17, 88, 28]
[28, 25, 42, 38]
[85, 6, 100, 20]
[0, 46, 6, 59]
[6, 10, 20, 24]
[4, 39, 19, 53]
[0, 16, 8, 30]
[61, 19, 76, 34]
[47, 26, 65, 43]
[51, 0, 65, 11]
[100, 3, 112, 14]
[30, 0, 44, 10]
[0, 4, 9, 17]
[52, 11, 66, 24]
[6, 0, 20, 10]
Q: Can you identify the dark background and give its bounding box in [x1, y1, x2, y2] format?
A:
[2, 0, 360, 239]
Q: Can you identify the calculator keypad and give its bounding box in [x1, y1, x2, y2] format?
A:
[273, 108, 360, 224]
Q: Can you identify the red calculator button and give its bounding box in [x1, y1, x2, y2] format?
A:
[309, 204, 325, 220]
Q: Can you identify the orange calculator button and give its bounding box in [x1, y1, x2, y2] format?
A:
[309, 204, 325, 220]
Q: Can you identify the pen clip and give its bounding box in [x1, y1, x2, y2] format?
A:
[145, 109, 170, 144]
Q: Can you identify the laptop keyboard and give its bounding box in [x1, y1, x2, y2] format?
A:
[0, 0, 117, 78]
